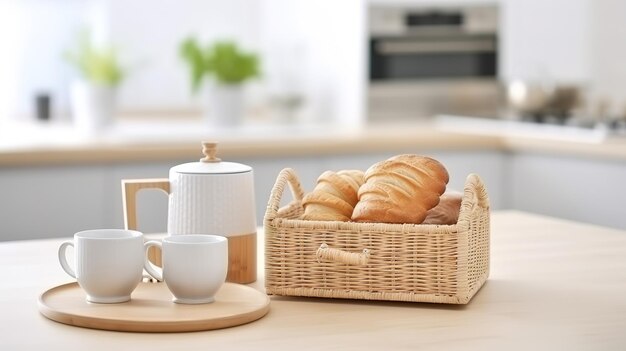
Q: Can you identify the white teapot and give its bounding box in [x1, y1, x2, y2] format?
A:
[122, 142, 257, 284]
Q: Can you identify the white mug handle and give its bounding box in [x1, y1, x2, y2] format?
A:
[144, 240, 163, 281]
[58, 241, 76, 279]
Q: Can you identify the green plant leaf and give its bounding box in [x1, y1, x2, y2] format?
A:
[179, 37, 260, 93]
[205, 41, 260, 84]
[64, 30, 125, 87]
[180, 37, 206, 93]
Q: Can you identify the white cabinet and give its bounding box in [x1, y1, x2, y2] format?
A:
[508, 153, 626, 229]
[499, 0, 591, 83]
[0, 162, 179, 241]
[0, 165, 108, 241]
[1, 147, 621, 241]
[0, 150, 504, 241]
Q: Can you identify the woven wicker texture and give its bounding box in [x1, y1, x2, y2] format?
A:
[264, 168, 490, 304]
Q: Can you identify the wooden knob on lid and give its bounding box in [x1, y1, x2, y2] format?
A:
[200, 142, 221, 163]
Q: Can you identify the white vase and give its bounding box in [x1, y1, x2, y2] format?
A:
[205, 84, 244, 127]
[70, 81, 116, 134]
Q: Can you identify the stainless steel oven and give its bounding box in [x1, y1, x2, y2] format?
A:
[368, 5, 502, 122]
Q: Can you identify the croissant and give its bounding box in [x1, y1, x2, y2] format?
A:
[351, 155, 449, 224]
[302, 170, 365, 221]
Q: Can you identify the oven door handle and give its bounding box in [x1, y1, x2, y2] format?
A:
[376, 39, 495, 55]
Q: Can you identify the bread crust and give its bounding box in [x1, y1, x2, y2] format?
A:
[352, 155, 449, 224]
[302, 169, 365, 221]
[422, 191, 463, 225]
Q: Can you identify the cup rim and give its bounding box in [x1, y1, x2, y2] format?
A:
[75, 229, 143, 240]
[164, 234, 227, 245]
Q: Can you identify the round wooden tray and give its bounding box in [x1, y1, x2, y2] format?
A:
[38, 282, 270, 332]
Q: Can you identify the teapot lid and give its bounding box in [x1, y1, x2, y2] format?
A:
[171, 142, 252, 174]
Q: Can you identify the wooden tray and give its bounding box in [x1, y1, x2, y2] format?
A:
[38, 282, 270, 333]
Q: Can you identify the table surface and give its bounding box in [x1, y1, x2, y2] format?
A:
[1, 210, 625, 350]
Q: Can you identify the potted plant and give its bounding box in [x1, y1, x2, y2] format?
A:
[65, 32, 125, 134]
[180, 38, 260, 127]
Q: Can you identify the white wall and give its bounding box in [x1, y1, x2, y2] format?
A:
[0, 0, 95, 122]
[0, 0, 366, 127]
[258, 0, 366, 126]
[589, 0, 626, 116]
[107, 0, 263, 112]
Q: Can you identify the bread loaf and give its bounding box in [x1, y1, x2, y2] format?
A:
[302, 170, 365, 221]
[422, 191, 462, 225]
[351, 155, 449, 224]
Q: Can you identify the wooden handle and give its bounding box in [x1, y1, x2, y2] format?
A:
[264, 168, 305, 220]
[122, 179, 170, 267]
[121, 178, 171, 231]
[316, 243, 370, 266]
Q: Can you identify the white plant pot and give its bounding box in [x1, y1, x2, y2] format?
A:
[70, 81, 116, 134]
[205, 84, 244, 127]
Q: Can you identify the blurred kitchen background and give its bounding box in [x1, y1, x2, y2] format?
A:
[1, 0, 625, 240]
[3, 0, 626, 128]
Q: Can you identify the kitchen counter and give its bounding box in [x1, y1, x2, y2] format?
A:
[0, 119, 498, 166]
[1, 211, 626, 350]
[1, 117, 626, 167]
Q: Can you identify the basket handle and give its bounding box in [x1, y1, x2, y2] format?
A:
[265, 168, 306, 220]
[457, 173, 490, 228]
[316, 243, 371, 266]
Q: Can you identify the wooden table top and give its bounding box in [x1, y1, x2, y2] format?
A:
[1, 210, 625, 350]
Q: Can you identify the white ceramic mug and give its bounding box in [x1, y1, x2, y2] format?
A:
[144, 235, 228, 304]
[58, 229, 144, 303]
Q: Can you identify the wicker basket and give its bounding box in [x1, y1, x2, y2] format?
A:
[264, 168, 490, 304]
